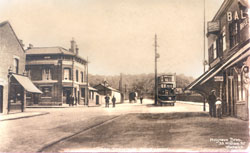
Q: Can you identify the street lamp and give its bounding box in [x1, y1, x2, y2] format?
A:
[7, 66, 13, 113]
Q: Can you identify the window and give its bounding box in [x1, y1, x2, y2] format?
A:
[13, 58, 19, 74]
[64, 68, 71, 80]
[41, 87, 52, 97]
[222, 27, 227, 52]
[81, 71, 84, 83]
[42, 68, 51, 80]
[213, 41, 217, 59]
[76, 70, 79, 82]
[163, 77, 172, 82]
[229, 22, 239, 48]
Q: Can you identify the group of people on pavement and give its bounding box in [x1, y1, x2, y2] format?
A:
[67, 94, 77, 106]
[105, 95, 116, 108]
[208, 90, 222, 119]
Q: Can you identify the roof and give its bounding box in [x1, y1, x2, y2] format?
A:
[26, 47, 75, 55]
[26, 47, 87, 63]
[88, 86, 97, 91]
[0, 21, 25, 53]
[94, 84, 120, 92]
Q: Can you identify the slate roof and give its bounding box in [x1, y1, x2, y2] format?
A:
[26, 47, 75, 55]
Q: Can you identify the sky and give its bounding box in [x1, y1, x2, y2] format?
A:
[0, 0, 224, 78]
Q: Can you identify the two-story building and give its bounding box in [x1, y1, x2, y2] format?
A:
[25, 39, 89, 106]
[186, 0, 249, 120]
[0, 21, 42, 114]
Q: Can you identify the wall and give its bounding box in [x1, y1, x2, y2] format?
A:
[0, 22, 26, 114]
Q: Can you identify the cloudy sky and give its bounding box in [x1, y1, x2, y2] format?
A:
[0, 0, 224, 78]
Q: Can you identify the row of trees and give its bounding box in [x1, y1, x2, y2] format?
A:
[88, 73, 194, 97]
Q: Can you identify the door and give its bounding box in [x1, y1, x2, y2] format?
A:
[34, 94, 39, 104]
[96, 95, 99, 105]
[0, 86, 3, 113]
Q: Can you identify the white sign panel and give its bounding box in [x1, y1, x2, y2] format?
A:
[214, 76, 224, 82]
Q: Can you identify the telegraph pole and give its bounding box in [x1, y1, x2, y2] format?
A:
[154, 34, 159, 105]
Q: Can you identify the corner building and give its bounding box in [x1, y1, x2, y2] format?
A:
[25, 39, 88, 105]
[187, 0, 249, 120]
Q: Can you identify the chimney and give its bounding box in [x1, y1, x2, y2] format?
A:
[19, 39, 25, 48]
[76, 45, 79, 55]
[27, 44, 33, 49]
[70, 38, 76, 53]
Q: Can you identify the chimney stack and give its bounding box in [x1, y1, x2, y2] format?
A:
[76, 45, 79, 55]
[19, 39, 25, 48]
[27, 44, 33, 49]
[70, 38, 76, 53]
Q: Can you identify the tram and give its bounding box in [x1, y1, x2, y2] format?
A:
[157, 74, 176, 106]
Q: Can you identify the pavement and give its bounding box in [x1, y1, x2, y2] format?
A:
[0, 110, 49, 121]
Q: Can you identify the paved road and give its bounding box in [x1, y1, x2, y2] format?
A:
[0, 100, 212, 152]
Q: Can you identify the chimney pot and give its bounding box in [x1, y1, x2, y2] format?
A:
[27, 44, 33, 49]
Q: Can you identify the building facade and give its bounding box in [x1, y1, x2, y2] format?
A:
[0, 21, 42, 114]
[94, 83, 122, 103]
[25, 39, 88, 105]
[187, 0, 249, 120]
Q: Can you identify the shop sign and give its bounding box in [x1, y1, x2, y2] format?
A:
[207, 21, 220, 33]
[227, 10, 247, 22]
[214, 76, 224, 82]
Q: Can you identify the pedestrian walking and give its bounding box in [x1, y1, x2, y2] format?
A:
[105, 94, 110, 108]
[112, 96, 116, 107]
[208, 90, 216, 117]
[140, 95, 143, 104]
[67, 94, 71, 106]
[71, 95, 75, 107]
[215, 97, 222, 119]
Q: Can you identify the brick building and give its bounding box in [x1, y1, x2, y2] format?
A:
[0, 21, 42, 114]
[187, 0, 249, 120]
[25, 39, 88, 105]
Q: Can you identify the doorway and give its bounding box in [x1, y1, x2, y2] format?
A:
[0, 86, 3, 113]
[96, 95, 99, 105]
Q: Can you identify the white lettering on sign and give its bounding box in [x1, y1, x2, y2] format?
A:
[227, 12, 233, 21]
[227, 10, 247, 22]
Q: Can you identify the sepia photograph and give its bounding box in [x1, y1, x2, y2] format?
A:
[0, 0, 249, 152]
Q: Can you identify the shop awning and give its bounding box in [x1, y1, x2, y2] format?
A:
[186, 42, 250, 90]
[200, 43, 250, 85]
[185, 67, 216, 90]
[12, 74, 42, 94]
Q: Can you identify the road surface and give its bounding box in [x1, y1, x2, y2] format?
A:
[0, 99, 248, 152]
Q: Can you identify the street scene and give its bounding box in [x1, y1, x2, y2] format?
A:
[0, 0, 249, 152]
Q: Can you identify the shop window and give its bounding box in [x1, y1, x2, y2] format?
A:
[64, 68, 71, 80]
[229, 22, 239, 48]
[42, 68, 51, 80]
[81, 71, 84, 83]
[41, 87, 52, 97]
[13, 58, 19, 74]
[76, 70, 79, 82]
